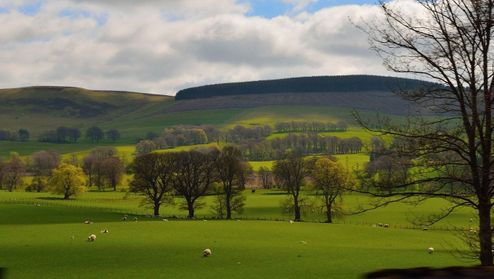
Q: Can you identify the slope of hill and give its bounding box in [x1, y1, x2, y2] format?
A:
[175, 75, 436, 100]
[0, 86, 173, 139]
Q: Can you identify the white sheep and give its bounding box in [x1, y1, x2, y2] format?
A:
[88, 234, 97, 242]
[84, 220, 93, 225]
[134, 217, 138, 222]
[383, 224, 389, 228]
[203, 248, 212, 257]
[289, 220, 294, 224]
[100, 229, 109, 234]
[162, 219, 169, 222]
[427, 247, 434, 254]
[122, 215, 128, 221]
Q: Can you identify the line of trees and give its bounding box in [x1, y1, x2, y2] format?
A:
[241, 133, 363, 161]
[0, 129, 30, 142]
[274, 121, 348, 133]
[38, 126, 120, 143]
[130, 146, 250, 219]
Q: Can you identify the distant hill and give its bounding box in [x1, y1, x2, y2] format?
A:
[0, 86, 170, 118]
[175, 75, 436, 100]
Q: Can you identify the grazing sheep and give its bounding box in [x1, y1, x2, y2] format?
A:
[289, 220, 294, 224]
[134, 217, 138, 222]
[203, 248, 212, 257]
[87, 234, 97, 242]
[162, 219, 168, 222]
[423, 227, 429, 231]
[100, 229, 109, 234]
[84, 220, 92, 225]
[377, 223, 383, 227]
[427, 247, 434, 254]
[383, 224, 389, 228]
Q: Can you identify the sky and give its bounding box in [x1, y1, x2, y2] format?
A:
[0, 0, 415, 95]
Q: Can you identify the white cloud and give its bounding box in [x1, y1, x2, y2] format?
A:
[0, 0, 423, 95]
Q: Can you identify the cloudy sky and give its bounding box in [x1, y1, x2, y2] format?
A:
[0, 0, 397, 95]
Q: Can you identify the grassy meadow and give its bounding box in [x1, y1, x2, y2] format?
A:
[0, 190, 472, 278]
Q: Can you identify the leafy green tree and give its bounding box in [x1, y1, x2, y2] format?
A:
[312, 158, 350, 223]
[48, 164, 86, 199]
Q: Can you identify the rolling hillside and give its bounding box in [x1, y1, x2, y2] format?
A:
[0, 75, 426, 157]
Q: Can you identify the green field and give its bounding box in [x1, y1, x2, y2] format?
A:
[0, 190, 471, 278]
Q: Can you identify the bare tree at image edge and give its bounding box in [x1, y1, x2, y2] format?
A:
[355, 0, 494, 265]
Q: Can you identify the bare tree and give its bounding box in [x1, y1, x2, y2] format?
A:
[215, 145, 248, 219]
[101, 157, 125, 191]
[359, 0, 494, 265]
[2, 154, 25, 192]
[273, 153, 308, 222]
[31, 151, 60, 192]
[172, 150, 217, 219]
[130, 153, 175, 217]
[258, 166, 273, 189]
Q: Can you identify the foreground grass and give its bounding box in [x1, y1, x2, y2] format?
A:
[0, 205, 467, 279]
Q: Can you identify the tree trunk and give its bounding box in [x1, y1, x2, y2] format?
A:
[153, 201, 160, 217]
[293, 196, 301, 222]
[325, 201, 332, 223]
[225, 192, 232, 220]
[187, 200, 195, 219]
[64, 192, 70, 199]
[478, 201, 493, 266]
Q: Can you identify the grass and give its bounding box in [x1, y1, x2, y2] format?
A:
[0, 189, 471, 278]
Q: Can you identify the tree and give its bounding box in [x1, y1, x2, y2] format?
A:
[272, 154, 308, 222]
[2, 153, 25, 192]
[172, 150, 217, 219]
[215, 145, 248, 219]
[130, 153, 175, 216]
[85, 126, 104, 142]
[311, 158, 350, 223]
[101, 157, 124, 191]
[106, 129, 120, 143]
[48, 163, 86, 199]
[258, 166, 273, 189]
[360, 0, 494, 265]
[82, 147, 117, 189]
[31, 151, 60, 192]
[17, 129, 29, 142]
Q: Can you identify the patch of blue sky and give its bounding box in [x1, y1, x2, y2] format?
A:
[19, 0, 42, 16]
[242, 0, 377, 18]
[59, 9, 108, 26]
[0, 7, 9, 14]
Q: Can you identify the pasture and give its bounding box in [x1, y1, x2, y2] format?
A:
[0, 190, 472, 278]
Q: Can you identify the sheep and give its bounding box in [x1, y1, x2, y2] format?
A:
[423, 227, 429, 231]
[84, 220, 93, 225]
[289, 220, 294, 224]
[377, 223, 383, 227]
[134, 217, 138, 222]
[427, 247, 434, 254]
[162, 219, 169, 222]
[203, 248, 212, 257]
[87, 234, 97, 242]
[383, 224, 389, 228]
[100, 229, 109, 234]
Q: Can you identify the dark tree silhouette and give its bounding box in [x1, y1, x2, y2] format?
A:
[130, 153, 175, 217]
[172, 150, 217, 219]
[85, 126, 104, 142]
[358, 0, 494, 265]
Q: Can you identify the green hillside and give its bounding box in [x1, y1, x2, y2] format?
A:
[0, 76, 412, 158]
